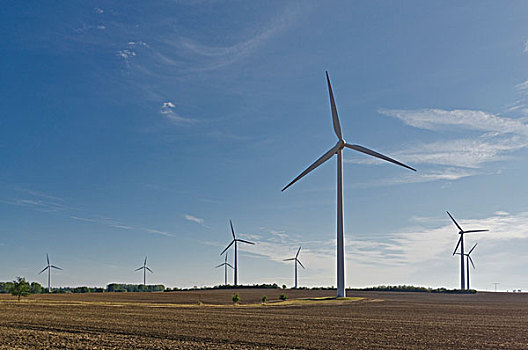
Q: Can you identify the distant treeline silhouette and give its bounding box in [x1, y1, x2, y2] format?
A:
[0, 281, 477, 294]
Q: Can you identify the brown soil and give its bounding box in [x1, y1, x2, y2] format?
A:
[1, 289, 527, 349]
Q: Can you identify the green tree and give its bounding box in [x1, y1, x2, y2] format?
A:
[30, 282, 42, 294]
[279, 293, 287, 301]
[262, 295, 267, 303]
[11, 277, 31, 302]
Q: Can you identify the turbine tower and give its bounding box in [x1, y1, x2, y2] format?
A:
[39, 254, 62, 293]
[456, 242, 477, 290]
[447, 211, 488, 290]
[283, 246, 305, 288]
[216, 253, 234, 286]
[135, 256, 153, 286]
[282, 72, 415, 298]
[220, 220, 254, 287]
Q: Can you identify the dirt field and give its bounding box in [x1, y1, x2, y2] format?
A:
[1, 289, 527, 349]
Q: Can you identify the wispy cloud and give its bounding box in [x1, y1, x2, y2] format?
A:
[70, 215, 174, 237]
[348, 109, 528, 181]
[184, 214, 204, 225]
[160, 101, 194, 124]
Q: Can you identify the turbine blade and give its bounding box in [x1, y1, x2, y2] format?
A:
[47, 254, 50, 265]
[282, 144, 339, 192]
[468, 242, 478, 255]
[446, 211, 463, 232]
[215, 263, 224, 268]
[463, 230, 489, 233]
[283, 258, 295, 261]
[468, 256, 475, 269]
[51, 265, 62, 270]
[135, 267, 143, 271]
[296, 246, 301, 258]
[230, 220, 236, 239]
[453, 236, 462, 256]
[297, 259, 305, 269]
[39, 266, 48, 274]
[345, 144, 416, 171]
[226, 263, 234, 269]
[146, 267, 153, 273]
[220, 240, 235, 255]
[237, 239, 255, 245]
[326, 71, 342, 140]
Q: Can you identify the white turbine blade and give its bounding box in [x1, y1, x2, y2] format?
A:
[237, 239, 255, 245]
[47, 254, 50, 265]
[453, 236, 462, 256]
[39, 266, 48, 274]
[464, 230, 489, 234]
[468, 242, 478, 255]
[446, 211, 463, 232]
[134, 266, 143, 271]
[229, 220, 236, 239]
[345, 144, 416, 171]
[220, 240, 235, 255]
[297, 259, 305, 269]
[283, 258, 295, 261]
[51, 265, 62, 270]
[468, 256, 475, 269]
[282, 144, 339, 192]
[226, 263, 234, 269]
[325, 71, 342, 140]
[144, 256, 147, 266]
[215, 263, 224, 268]
[146, 267, 153, 273]
[295, 246, 301, 259]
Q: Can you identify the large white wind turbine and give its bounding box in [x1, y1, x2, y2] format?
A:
[456, 242, 477, 290]
[283, 246, 304, 289]
[135, 256, 153, 286]
[220, 220, 254, 287]
[216, 253, 234, 286]
[282, 72, 415, 298]
[447, 211, 488, 290]
[39, 254, 62, 293]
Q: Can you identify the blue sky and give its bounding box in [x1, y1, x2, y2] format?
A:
[1, 1, 528, 291]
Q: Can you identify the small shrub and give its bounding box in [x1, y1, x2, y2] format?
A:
[232, 293, 240, 303]
[10, 277, 31, 302]
[279, 293, 287, 301]
[262, 296, 267, 303]
[282, 284, 287, 289]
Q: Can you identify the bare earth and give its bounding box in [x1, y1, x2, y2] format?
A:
[1, 289, 527, 349]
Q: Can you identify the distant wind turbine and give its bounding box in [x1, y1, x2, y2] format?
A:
[283, 246, 304, 288]
[135, 256, 153, 286]
[216, 253, 234, 286]
[39, 254, 62, 293]
[220, 220, 254, 287]
[282, 72, 416, 298]
[456, 242, 477, 290]
[447, 211, 488, 290]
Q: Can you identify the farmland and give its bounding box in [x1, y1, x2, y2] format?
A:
[1, 289, 527, 349]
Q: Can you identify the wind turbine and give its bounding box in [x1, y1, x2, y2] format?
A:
[135, 256, 153, 286]
[283, 246, 305, 289]
[447, 211, 488, 290]
[39, 254, 62, 293]
[282, 72, 416, 298]
[220, 220, 254, 287]
[456, 242, 477, 290]
[216, 253, 234, 286]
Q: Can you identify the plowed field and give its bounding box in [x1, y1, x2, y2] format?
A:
[1, 289, 527, 349]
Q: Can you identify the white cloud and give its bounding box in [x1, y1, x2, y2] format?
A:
[184, 214, 204, 224]
[160, 101, 194, 123]
[379, 108, 528, 136]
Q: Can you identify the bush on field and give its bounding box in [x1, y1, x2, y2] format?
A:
[232, 293, 240, 303]
[279, 293, 287, 301]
